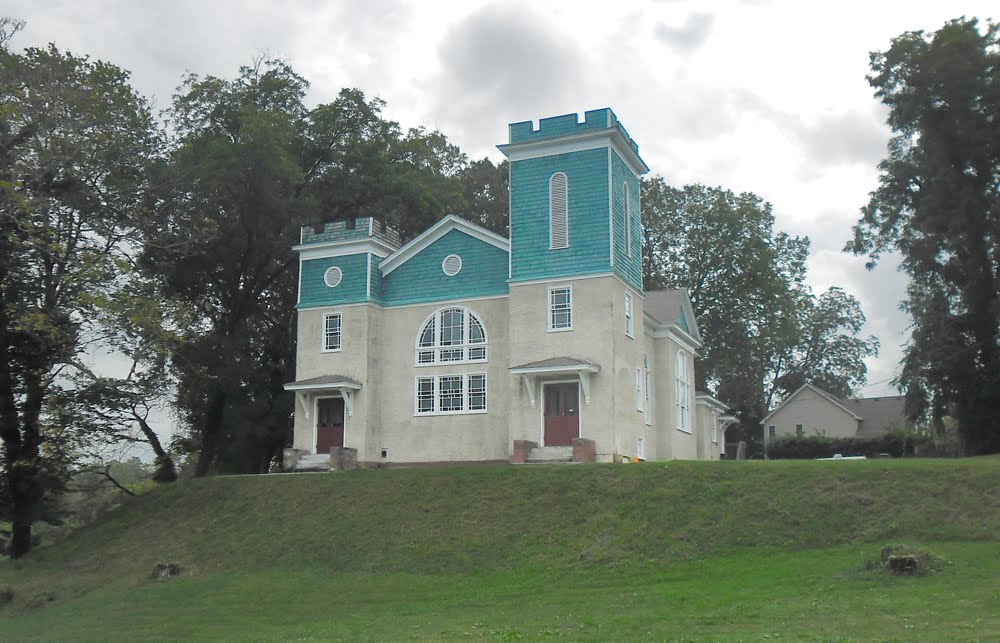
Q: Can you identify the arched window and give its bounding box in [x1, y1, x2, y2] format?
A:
[675, 350, 691, 433]
[416, 307, 487, 365]
[549, 172, 568, 249]
[624, 181, 632, 258]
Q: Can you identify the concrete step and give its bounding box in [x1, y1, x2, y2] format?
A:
[295, 454, 331, 470]
[522, 457, 576, 464]
[526, 446, 573, 462]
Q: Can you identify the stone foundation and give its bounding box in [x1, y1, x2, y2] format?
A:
[511, 440, 538, 464]
[282, 448, 307, 471]
[330, 447, 358, 471]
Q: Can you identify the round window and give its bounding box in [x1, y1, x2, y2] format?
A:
[324, 266, 343, 288]
[442, 254, 463, 276]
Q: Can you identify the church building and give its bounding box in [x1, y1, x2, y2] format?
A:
[284, 109, 731, 468]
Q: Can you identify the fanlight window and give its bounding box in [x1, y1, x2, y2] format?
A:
[416, 307, 487, 365]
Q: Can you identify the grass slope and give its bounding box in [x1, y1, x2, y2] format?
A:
[2, 458, 999, 639]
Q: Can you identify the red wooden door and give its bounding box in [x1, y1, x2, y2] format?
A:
[316, 397, 345, 454]
[544, 383, 579, 446]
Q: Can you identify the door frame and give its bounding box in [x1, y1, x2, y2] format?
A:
[313, 393, 347, 454]
[539, 378, 582, 446]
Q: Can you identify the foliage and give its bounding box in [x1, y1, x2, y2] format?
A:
[847, 18, 1000, 455]
[764, 430, 932, 459]
[642, 180, 878, 440]
[0, 30, 157, 557]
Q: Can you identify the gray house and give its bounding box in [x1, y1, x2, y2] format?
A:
[762, 383, 911, 443]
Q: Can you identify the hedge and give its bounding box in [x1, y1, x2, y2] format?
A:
[764, 431, 935, 459]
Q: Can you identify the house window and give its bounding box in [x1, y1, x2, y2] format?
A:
[549, 172, 569, 249]
[548, 286, 572, 330]
[712, 411, 719, 444]
[415, 307, 487, 365]
[643, 355, 652, 426]
[322, 313, 341, 351]
[768, 425, 776, 439]
[796, 424, 804, 436]
[676, 350, 691, 433]
[635, 367, 643, 411]
[624, 293, 634, 337]
[636, 436, 646, 461]
[624, 181, 632, 258]
[414, 373, 488, 415]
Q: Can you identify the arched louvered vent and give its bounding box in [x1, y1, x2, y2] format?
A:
[442, 254, 463, 276]
[324, 266, 343, 288]
[549, 172, 568, 249]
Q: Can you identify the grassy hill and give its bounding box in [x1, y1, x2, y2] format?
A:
[2, 458, 1000, 639]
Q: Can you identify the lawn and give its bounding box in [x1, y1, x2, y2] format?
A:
[1, 458, 998, 640]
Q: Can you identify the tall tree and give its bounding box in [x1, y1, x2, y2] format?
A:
[847, 18, 1000, 455]
[643, 179, 878, 440]
[0, 33, 156, 556]
[147, 60, 470, 475]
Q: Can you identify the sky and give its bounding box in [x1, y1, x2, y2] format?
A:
[6, 0, 996, 443]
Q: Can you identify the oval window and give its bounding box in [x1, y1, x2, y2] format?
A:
[442, 254, 463, 276]
[324, 266, 343, 288]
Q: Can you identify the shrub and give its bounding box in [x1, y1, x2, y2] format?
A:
[765, 430, 935, 459]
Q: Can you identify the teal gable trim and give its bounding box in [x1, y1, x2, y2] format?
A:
[298, 253, 370, 308]
[510, 147, 611, 281]
[675, 309, 690, 334]
[610, 149, 643, 292]
[380, 229, 509, 306]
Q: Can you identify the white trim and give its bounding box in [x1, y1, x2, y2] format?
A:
[284, 381, 362, 392]
[413, 306, 488, 367]
[312, 394, 347, 455]
[510, 363, 600, 376]
[624, 292, 634, 338]
[508, 271, 644, 295]
[547, 285, 573, 332]
[294, 238, 397, 261]
[507, 161, 513, 281]
[380, 214, 509, 277]
[441, 254, 463, 276]
[368, 217, 374, 236]
[323, 266, 343, 289]
[296, 294, 509, 312]
[498, 128, 649, 176]
[696, 393, 729, 412]
[608, 146, 614, 268]
[366, 253, 372, 299]
[320, 312, 343, 353]
[539, 379, 583, 446]
[296, 255, 303, 306]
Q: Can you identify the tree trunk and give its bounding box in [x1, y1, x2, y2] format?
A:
[194, 388, 227, 477]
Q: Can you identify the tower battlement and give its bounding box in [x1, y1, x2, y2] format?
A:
[507, 108, 640, 156]
[299, 216, 401, 249]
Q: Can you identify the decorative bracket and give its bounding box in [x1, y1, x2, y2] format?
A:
[296, 392, 310, 420]
[521, 375, 536, 408]
[342, 389, 355, 417]
[579, 371, 592, 406]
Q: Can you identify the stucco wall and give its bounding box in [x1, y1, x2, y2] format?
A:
[765, 387, 860, 442]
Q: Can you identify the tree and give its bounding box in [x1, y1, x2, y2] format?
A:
[0, 33, 157, 556]
[643, 179, 878, 442]
[146, 60, 471, 475]
[847, 18, 1000, 455]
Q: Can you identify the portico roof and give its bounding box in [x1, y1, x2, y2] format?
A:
[509, 357, 600, 374]
[283, 375, 362, 391]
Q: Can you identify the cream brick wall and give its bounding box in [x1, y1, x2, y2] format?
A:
[764, 387, 860, 442]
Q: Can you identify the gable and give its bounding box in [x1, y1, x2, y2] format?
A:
[762, 384, 860, 425]
[378, 228, 509, 306]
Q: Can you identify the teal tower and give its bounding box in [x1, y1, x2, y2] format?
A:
[498, 108, 649, 291]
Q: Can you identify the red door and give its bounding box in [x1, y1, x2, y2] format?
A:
[316, 397, 345, 454]
[544, 383, 579, 446]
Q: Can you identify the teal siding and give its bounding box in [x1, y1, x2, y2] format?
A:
[298, 253, 370, 308]
[368, 254, 383, 304]
[676, 308, 690, 334]
[509, 109, 611, 143]
[300, 219, 375, 245]
[611, 150, 643, 291]
[509, 148, 611, 281]
[380, 229, 509, 306]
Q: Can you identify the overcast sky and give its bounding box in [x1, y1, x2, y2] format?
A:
[8, 0, 996, 418]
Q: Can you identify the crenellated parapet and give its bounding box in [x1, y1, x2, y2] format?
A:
[300, 216, 401, 250]
[507, 108, 640, 157]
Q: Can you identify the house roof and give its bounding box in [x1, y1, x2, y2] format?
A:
[378, 214, 509, 277]
[843, 396, 909, 435]
[510, 357, 600, 373]
[283, 375, 362, 391]
[644, 288, 703, 344]
[761, 382, 862, 425]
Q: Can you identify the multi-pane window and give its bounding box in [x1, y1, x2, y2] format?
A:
[416, 307, 487, 365]
[548, 286, 572, 330]
[768, 425, 776, 439]
[549, 172, 568, 249]
[635, 367, 643, 411]
[796, 424, 804, 436]
[414, 374, 488, 414]
[624, 293, 634, 337]
[676, 350, 691, 432]
[712, 411, 719, 444]
[643, 355, 652, 426]
[322, 313, 342, 351]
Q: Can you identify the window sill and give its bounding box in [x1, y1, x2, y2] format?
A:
[413, 409, 489, 417]
[676, 427, 693, 434]
[547, 326, 574, 333]
[321, 348, 343, 353]
[414, 358, 488, 367]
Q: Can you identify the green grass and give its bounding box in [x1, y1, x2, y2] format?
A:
[2, 458, 999, 640]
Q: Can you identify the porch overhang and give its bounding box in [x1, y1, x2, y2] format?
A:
[283, 375, 362, 419]
[510, 357, 600, 408]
